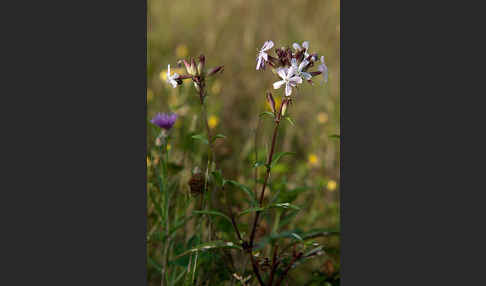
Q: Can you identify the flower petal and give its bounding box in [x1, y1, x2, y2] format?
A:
[287, 66, 298, 77]
[302, 41, 309, 50]
[273, 80, 285, 89]
[289, 76, 303, 85]
[299, 60, 309, 71]
[256, 56, 262, 70]
[277, 68, 287, 79]
[285, 83, 292, 96]
[292, 43, 301, 50]
[290, 58, 298, 68]
[262, 40, 274, 51]
[301, 72, 312, 80]
[262, 52, 268, 61]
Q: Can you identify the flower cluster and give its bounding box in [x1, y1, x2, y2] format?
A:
[150, 112, 178, 130]
[256, 40, 328, 97]
[164, 54, 224, 100]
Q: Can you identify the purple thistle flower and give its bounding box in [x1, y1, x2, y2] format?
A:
[151, 113, 178, 130]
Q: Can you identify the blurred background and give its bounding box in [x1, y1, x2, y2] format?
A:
[147, 0, 340, 284]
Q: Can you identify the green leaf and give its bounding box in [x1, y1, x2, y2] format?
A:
[291, 233, 303, 241]
[148, 190, 163, 217]
[304, 245, 324, 257]
[278, 210, 300, 229]
[259, 111, 275, 118]
[253, 161, 266, 168]
[193, 210, 232, 223]
[238, 207, 265, 216]
[211, 170, 224, 187]
[271, 202, 301, 211]
[238, 203, 300, 216]
[191, 134, 209, 144]
[329, 134, 340, 139]
[284, 116, 295, 126]
[271, 152, 296, 167]
[225, 180, 257, 206]
[171, 240, 242, 260]
[148, 256, 163, 272]
[273, 186, 312, 204]
[300, 228, 341, 239]
[173, 269, 187, 285]
[212, 134, 226, 143]
[167, 162, 184, 174]
[170, 215, 195, 235]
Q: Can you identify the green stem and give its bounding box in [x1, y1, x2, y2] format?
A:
[247, 98, 289, 286]
[161, 139, 171, 286]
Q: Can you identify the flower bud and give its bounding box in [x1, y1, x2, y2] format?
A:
[207, 66, 224, 77]
[266, 91, 276, 114]
[190, 57, 197, 75]
[282, 101, 287, 116]
[281, 99, 289, 116]
[182, 59, 192, 74]
[197, 54, 205, 76]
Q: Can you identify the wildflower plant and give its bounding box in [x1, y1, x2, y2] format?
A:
[147, 42, 338, 286]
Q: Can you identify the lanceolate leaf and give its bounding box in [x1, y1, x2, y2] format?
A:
[191, 134, 209, 145]
[225, 180, 257, 206]
[171, 240, 242, 260]
[284, 116, 295, 126]
[212, 134, 226, 143]
[253, 161, 266, 168]
[271, 202, 300, 210]
[211, 170, 224, 187]
[238, 203, 300, 216]
[193, 210, 232, 223]
[259, 111, 275, 119]
[271, 152, 296, 167]
[329, 134, 340, 139]
[291, 233, 304, 241]
[238, 207, 265, 216]
[148, 257, 163, 272]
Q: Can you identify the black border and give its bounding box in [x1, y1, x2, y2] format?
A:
[3, 0, 482, 284]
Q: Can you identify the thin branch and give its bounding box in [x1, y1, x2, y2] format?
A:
[274, 252, 303, 286]
[267, 245, 279, 286]
[249, 253, 266, 286]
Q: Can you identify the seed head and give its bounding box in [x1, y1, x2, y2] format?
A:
[189, 172, 205, 196]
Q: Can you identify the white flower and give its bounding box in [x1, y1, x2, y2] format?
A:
[273, 66, 302, 96]
[256, 40, 274, 70]
[292, 41, 310, 58]
[318, 56, 328, 83]
[166, 64, 179, 88]
[291, 58, 312, 81]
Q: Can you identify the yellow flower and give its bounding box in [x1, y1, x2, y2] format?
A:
[308, 154, 319, 166]
[175, 44, 188, 58]
[317, 112, 328, 124]
[208, 115, 219, 129]
[160, 69, 168, 81]
[211, 80, 222, 95]
[166, 144, 171, 151]
[327, 180, 337, 192]
[147, 89, 154, 102]
[146, 157, 151, 168]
